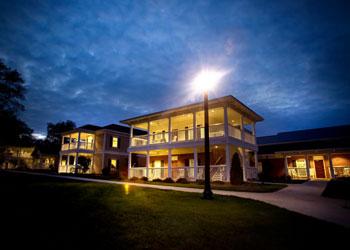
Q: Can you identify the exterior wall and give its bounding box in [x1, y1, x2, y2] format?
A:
[259, 158, 285, 179]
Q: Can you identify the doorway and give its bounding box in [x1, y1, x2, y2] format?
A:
[314, 160, 325, 178]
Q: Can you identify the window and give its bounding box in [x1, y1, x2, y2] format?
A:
[111, 137, 119, 148]
[111, 159, 117, 168]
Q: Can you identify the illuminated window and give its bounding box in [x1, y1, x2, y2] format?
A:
[112, 137, 119, 148]
[111, 159, 117, 168]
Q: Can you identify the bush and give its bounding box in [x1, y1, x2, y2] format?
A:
[163, 177, 175, 183]
[212, 180, 225, 185]
[195, 179, 205, 185]
[176, 178, 189, 184]
[140, 176, 148, 182]
[322, 178, 350, 200]
[129, 176, 139, 182]
[230, 153, 243, 185]
[102, 167, 110, 176]
[152, 178, 163, 182]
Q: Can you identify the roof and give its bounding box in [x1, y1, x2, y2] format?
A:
[257, 124, 350, 154]
[62, 124, 146, 135]
[120, 95, 264, 125]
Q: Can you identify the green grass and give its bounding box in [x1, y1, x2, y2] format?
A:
[0, 171, 348, 250]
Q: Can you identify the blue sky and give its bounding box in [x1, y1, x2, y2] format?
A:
[0, 0, 349, 137]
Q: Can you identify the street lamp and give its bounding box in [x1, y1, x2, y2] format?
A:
[192, 69, 226, 199]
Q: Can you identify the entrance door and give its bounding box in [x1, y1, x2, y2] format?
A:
[314, 160, 325, 178]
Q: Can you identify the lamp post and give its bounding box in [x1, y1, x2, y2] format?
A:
[192, 69, 226, 199]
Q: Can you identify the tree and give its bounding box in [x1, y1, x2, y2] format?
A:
[230, 152, 243, 185]
[0, 59, 33, 147]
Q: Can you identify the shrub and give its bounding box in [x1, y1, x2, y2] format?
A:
[322, 178, 350, 200]
[212, 180, 225, 185]
[176, 178, 189, 184]
[163, 177, 175, 183]
[152, 178, 163, 182]
[195, 179, 205, 185]
[230, 153, 243, 185]
[102, 167, 110, 176]
[140, 176, 148, 182]
[129, 176, 139, 182]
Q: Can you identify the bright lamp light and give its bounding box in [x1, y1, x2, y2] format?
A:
[192, 69, 227, 93]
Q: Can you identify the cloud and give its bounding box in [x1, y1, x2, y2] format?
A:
[0, 0, 349, 136]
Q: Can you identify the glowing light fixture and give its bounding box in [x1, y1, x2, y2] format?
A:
[192, 69, 227, 93]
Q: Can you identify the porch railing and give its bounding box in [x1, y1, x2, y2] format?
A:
[288, 167, 308, 179]
[334, 166, 350, 177]
[228, 125, 241, 140]
[148, 167, 168, 180]
[244, 132, 255, 144]
[171, 128, 194, 142]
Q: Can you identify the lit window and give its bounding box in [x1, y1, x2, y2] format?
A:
[112, 137, 119, 148]
[111, 159, 117, 168]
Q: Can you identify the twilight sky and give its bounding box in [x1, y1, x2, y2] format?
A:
[0, 0, 349, 137]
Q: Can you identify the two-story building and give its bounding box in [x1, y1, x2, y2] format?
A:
[120, 95, 263, 182]
[58, 124, 143, 177]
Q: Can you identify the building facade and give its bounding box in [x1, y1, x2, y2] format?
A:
[58, 124, 138, 178]
[121, 95, 263, 182]
[258, 125, 350, 180]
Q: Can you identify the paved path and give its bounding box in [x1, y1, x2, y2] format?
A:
[12, 171, 350, 228]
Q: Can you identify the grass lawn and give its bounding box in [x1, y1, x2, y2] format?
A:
[0, 171, 348, 250]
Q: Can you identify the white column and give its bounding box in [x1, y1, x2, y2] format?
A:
[241, 148, 247, 182]
[305, 154, 311, 179]
[101, 133, 107, 171]
[168, 149, 172, 178]
[194, 147, 198, 180]
[254, 151, 258, 169]
[284, 155, 289, 177]
[224, 106, 229, 138]
[146, 150, 150, 178]
[58, 153, 62, 173]
[68, 134, 72, 150]
[74, 132, 81, 173]
[130, 125, 134, 146]
[240, 115, 245, 142]
[147, 122, 150, 145]
[128, 152, 132, 178]
[168, 117, 171, 144]
[225, 144, 231, 182]
[328, 153, 335, 178]
[193, 112, 196, 141]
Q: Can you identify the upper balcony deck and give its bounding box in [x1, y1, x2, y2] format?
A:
[61, 131, 95, 152]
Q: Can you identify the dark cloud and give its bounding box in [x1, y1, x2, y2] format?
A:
[0, 0, 349, 136]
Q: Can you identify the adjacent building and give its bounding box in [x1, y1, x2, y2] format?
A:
[120, 95, 264, 182]
[258, 125, 350, 180]
[58, 124, 144, 177]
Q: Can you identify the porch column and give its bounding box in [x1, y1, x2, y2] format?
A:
[128, 152, 132, 178]
[305, 154, 311, 179]
[328, 153, 335, 178]
[240, 115, 245, 142]
[101, 133, 107, 172]
[168, 117, 171, 144]
[146, 150, 150, 178]
[224, 106, 229, 138]
[58, 153, 62, 173]
[284, 155, 289, 177]
[225, 144, 231, 182]
[254, 151, 258, 169]
[193, 112, 196, 141]
[130, 125, 134, 146]
[241, 148, 247, 182]
[168, 149, 172, 178]
[68, 134, 72, 150]
[194, 147, 198, 180]
[74, 132, 81, 174]
[147, 122, 150, 145]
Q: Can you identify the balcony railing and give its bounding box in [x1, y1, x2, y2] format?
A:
[61, 142, 94, 151]
[228, 125, 241, 140]
[171, 128, 194, 142]
[150, 132, 169, 144]
[131, 135, 148, 146]
[244, 132, 255, 144]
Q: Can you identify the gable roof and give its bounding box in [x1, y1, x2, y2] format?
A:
[62, 123, 146, 135]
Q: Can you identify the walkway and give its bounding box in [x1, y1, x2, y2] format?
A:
[13, 171, 350, 228]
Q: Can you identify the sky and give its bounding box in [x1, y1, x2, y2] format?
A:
[0, 0, 349, 137]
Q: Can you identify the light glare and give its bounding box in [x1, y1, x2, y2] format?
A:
[192, 69, 227, 92]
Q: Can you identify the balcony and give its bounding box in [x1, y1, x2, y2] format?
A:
[130, 123, 256, 147]
[61, 142, 94, 151]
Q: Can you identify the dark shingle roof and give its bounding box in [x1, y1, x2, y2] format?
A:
[77, 124, 146, 135]
[257, 124, 350, 154]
